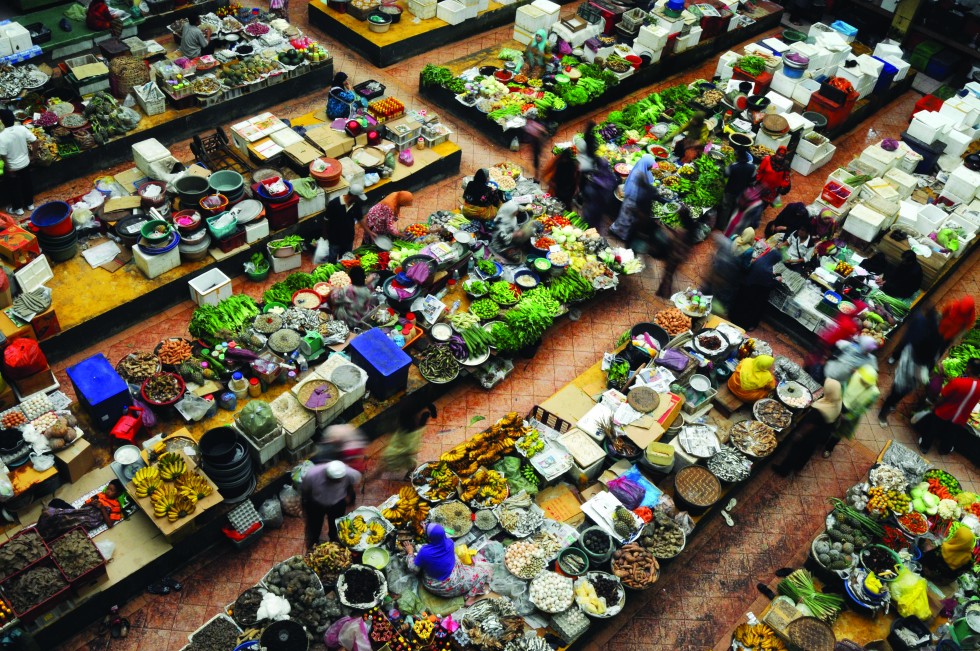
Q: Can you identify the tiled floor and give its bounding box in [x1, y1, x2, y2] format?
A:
[42, 4, 980, 651]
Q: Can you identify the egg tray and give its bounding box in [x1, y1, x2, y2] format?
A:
[227, 500, 261, 535]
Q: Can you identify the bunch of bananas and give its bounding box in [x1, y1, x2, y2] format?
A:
[338, 515, 367, 547]
[459, 468, 507, 505]
[167, 495, 197, 522]
[151, 484, 179, 518]
[177, 473, 213, 502]
[133, 467, 162, 498]
[158, 453, 187, 481]
[439, 412, 528, 476]
[417, 462, 459, 500]
[381, 486, 430, 537]
[867, 486, 911, 516]
[734, 623, 786, 651]
[366, 521, 386, 545]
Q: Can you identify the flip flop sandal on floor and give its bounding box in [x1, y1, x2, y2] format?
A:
[110, 618, 130, 639]
[163, 577, 183, 591]
[147, 582, 170, 595]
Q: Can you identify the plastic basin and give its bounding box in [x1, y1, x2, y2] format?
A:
[140, 219, 172, 243]
[200, 427, 239, 462]
[174, 174, 210, 204]
[208, 170, 244, 195]
[30, 202, 73, 236]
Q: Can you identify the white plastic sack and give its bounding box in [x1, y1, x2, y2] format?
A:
[30, 453, 54, 472]
[256, 592, 291, 621]
[96, 540, 116, 560]
[313, 238, 330, 265]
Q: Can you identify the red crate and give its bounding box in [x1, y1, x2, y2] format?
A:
[0, 557, 71, 623]
[217, 226, 247, 253]
[49, 527, 107, 589]
[821, 181, 852, 208]
[0, 528, 51, 583]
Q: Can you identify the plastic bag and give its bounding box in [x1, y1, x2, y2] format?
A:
[313, 238, 331, 265]
[3, 338, 47, 378]
[292, 460, 315, 486]
[674, 511, 695, 536]
[279, 484, 303, 518]
[891, 566, 931, 620]
[0, 463, 12, 499]
[176, 393, 211, 422]
[339, 617, 371, 651]
[494, 457, 538, 497]
[623, 465, 663, 509]
[397, 590, 424, 616]
[256, 592, 291, 621]
[259, 498, 284, 529]
[237, 401, 277, 439]
[608, 476, 645, 510]
[31, 454, 54, 471]
[95, 540, 115, 560]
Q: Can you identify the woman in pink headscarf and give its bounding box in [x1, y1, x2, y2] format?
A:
[723, 185, 765, 238]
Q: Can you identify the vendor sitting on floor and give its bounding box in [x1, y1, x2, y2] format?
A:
[921, 524, 977, 579]
[728, 355, 776, 402]
[461, 169, 502, 222]
[85, 0, 123, 35]
[403, 523, 492, 598]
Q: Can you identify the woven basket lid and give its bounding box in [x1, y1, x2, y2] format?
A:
[788, 616, 836, 651]
[673, 466, 721, 508]
[762, 114, 789, 135]
[627, 386, 660, 413]
[296, 379, 341, 412]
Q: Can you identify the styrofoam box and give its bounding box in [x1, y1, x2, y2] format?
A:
[714, 50, 739, 80]
[770, 70, 799, 98]
[878, 55, 910, 82]
[133, 244, 180, 280]
[942, 165, 980, 203]
[513, 26, 534, 45]
[245, 219, 269, 244]
[843, 203, 889, 242]
[655, 12, 684, 33]
[873, 41, 904, 59]
[188, 268, 233, 306]
[791, 42, 832, 72]
[531, 0, 560, 23]
[792, 78, 821, 106]
[676, 27, 702, 53]
[516, 5, 548, 32]
[857, 54, 884, 78]
[0, 36, 11, 59]
[858, 144, 900, 176]
[3, 24, 32, 53]
[271, 392, 316, 449]
[556, 22, 601, 47]
[298, 187, 326, 220]
[755, 129, 791, 152]
[785, 112, 814, 133]
[132, 138, 171, 175]
[860, 180, 901, 217]
[270, 252, 302, 273]
[940, 96, 980, 128]
[917, 203, 947, 234]
[946, 209, 980, 240]
[632, 45, 663, 66]
[437, 0, 467, 25]
[477, 0, 488, 11]
[939, 128, 973, 159]
[883, 168, 917, 199]
[638, 24, 670, 51]
[895, 200, 922, 232]
[797, 132, 832, 160]
[461, 4, 478, 19]
[765, 90, 794, 115]
[791, 145, 835, 176]
[813, 198, 851, 221]
[908, 112, 948, 144]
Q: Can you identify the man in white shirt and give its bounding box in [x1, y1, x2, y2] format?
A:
[0, 109, 36, 217]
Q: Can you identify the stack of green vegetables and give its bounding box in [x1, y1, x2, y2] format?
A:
[262, 264, 342, 305]
[942, 321, 980, 378]
[777, 569, 844, 622]
[189, 295, 260, 341]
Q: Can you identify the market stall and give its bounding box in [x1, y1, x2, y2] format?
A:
[308, 0, 577, 68]
[8, 12, 334, 193]
[725, 440, 980, 651]
[419, 0, 783, 148]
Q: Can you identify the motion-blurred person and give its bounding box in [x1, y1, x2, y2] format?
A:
[913, 358, 980, 454]
[575, 123, 618, 230]
[824, 365, 879, 458]
[878, 306, 942, 427]
[312, 424, 368, 472]
[938, 295, 976, 348]
[728, 248, 782, 331]
[755, 146, 792, 207]
[674, 111, 709, 163]
[719, 149, 756, 232]
[723, 185, 765, 238]
[823, 335, 879, 385]
[764, 201, 809, 238]
[610, 155, 657, 241]
[524, 119, 549, 180]
[656, 204, 697, 299]
[774, 378, 842, 475]
[542, 148, 580, 209]
[363, 403, 436, 486]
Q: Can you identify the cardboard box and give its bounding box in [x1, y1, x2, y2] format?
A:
[284, 141, 322, 168]
[0, 386, 16, 411]
[55, 437, 94, 484]
[30, 307, 61, 341]
[305, 126, 354, 159]
[0, 226, 40, 269]
[12, 367, 56, 398]
[0, 312, 35, 342]
[535, 483, 584, 526]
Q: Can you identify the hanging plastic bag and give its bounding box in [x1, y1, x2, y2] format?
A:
[339, 617, 371, 651]
[95, 540, 116, 560]
[313, 238, 331, 265]
[891, 566, 931, 620]
[259, 498, 284, 529]
[279, 484, 303, 518]
[292, 460, 315, 486]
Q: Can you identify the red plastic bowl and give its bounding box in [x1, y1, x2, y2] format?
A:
[141, 372, 186, 407]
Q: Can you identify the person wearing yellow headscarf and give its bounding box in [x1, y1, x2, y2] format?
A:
[727, 355, 776, 402]
[823, 365, 879, 458]
[922, 525, 977, 579]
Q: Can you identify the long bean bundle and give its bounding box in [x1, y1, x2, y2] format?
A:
[777, 569, 844, 622]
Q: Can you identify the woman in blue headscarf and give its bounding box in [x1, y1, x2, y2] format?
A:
[524, 29, 549, 75]
[402, 523, 492, 598]
[610, 154, 657, 241]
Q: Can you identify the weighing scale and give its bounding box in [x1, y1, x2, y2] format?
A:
[299, 332, 326, 361]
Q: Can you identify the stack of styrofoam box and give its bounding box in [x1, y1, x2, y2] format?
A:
[835, 57, 876, 100]
[785, 111, 816, 134]
[789, 42, 831, 74]
[636, 23, 669, 53]
[756, 129, 791, 152]
[770, 69, 799, 99]
[653, 7, 685, 34]
[873, 41, 911, 81]
[860, 178, 901, 223]
[857, 143, 901, 177]
[883, 168, 917, 200]
[761, 37, 791, 56]
[895, 200, 922, 232]
[914, 203, 948, 236]
[307, 353, 368, 428]
[894, 140, 924, 174]
[856, 54, 884, 98]
[676, 26, 702, 52]
[532, 0, 561, 28]
[459, 0, 478, 20]
[515, 5, 548, 43]
[437, 0, 467, 25]
[811, 27, 850, 69]
[941, 165, 980, 203]
[554, 21, 603, 48]
[714, 50, 739, 80]
[843, 203, 891, 242]
[908, 111, 952, 145]
[792, 131, 835, 176]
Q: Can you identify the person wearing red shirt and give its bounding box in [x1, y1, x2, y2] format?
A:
[916, 358, 980, 454]
[86, 0, 113, 31]
[755, 146, 792, 206]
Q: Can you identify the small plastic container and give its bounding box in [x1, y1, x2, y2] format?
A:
[248, 378, 261, 398]
[229, 372, 249, 400]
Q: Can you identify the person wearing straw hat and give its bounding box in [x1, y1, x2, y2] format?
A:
[301, 459, 360, 549]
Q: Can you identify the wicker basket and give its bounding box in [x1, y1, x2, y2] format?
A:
[295, 379, 341, 412]
[108, 55, 149, 100]
[787, 617, 836, 651]
[673, 466, 721, 512]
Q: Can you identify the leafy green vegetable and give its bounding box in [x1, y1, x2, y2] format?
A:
[189, 295, 260, 342]
[735, 55, 767, 76]
[421, 64, 453, 87]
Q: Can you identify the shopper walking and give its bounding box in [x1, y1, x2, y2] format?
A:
[610, 154, 657, 241]
[824, 365, 879, 458]
[363, 404, 436, 487]
[913, 358, 980, 454]
[728, 248, 782, 331]
[878, 306, 942, 426]
[301, 460, 360, 549]
[719, 149, 756, 232]
[311, 424, 367, 471]
[323, 185, 366, 262]
[774, 378, 842, 475]
[0, 110, 36, 217]
[823, 335, 878, 385]
[575, 123, 617, 230]
[523, 119, 549, 180]
[938, 295, 976, 348]
[723, 185, 765, 238]
[542, 148, 580, 210]
[755, 147, 792, 207]
[656, 204, 697, 298]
